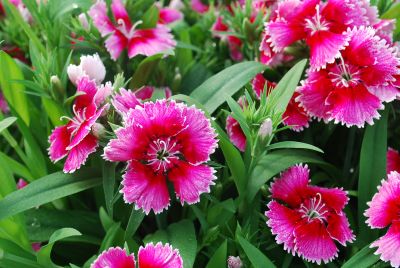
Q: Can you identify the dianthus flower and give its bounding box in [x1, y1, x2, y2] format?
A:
[297, 27, 400, 127]
[387, 148, 400, 174]
[89, 0, 176, 60]
[104, 100, 218, 214]
[365, 171, 400, 268]
[91, 243, 183, 268]
[265, 164, 354, 264]
[49, 77, 111, 173]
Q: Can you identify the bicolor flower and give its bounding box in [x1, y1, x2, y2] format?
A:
[387, 148, 400, 174]
[298, 27, 400, 127]
[89, 0, 176, 60]
[67, 53, 106, 85]
[48, 77, 111, 173]
[104, 100, 218, 214]
[266, 164, 354, 264]
[91, 243, 182, 268]
[264, 0, 378, 70]
[158, 6, 183, 25]
[191, 0, 209, 14]
[365, 171, 400, 268]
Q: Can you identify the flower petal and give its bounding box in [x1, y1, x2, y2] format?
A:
[88, 0, 115, 37]
[91, 247, 136, 268]
[48, 125, 71, 162]
[326, 213, 355, 245]
[226, 115, 246, 152]
[138, 242, 183, 268]
[105, 31, 127, 61]
[387, 148, 400, 174]
[371, 221, 400, 268]
[64, 134, 98, 173]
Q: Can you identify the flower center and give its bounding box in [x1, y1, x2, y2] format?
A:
[147, 137, 180, 172]
[328, 56, 361, 88]
[117, 19, 142, 39]
[299, 193, 328, 223]
[305, 5, 329, 35]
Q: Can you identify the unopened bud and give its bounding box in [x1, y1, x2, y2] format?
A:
[228, 256, 243, 268]
[78, 13, 89, 30]
[50, 75, 64, 100]
[67, 53, 106, 85]
[258, 118, 273, 139]
[92, 123, 106, 139]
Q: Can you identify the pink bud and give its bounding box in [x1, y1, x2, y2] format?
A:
[67, 54, 106, 85]
[17, 178, 28, 189]
[78, 13, 89, 30]
[227, 256, 243, 268]
[258, 118, 273, 139]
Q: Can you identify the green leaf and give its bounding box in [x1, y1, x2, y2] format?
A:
[205, 240, 227, 268]
[124, 209, 145, 241]
[102, 162, 116, 217]
[167, 220, 197, 268]
[130, 54, 162, 88]
[0, 117, 17, 134]
[247, 149, 326, 203]
[358, 109, 388, 246]
[0, 169, 102, 221]
[141, 5, 159, 29]
[342, 244, 380, 268]
[0, 52, 30, 125]
[237, 235, 276, 268]
[381, 2, 400, 18]
[37, 228, 82, 267]
[267, 59, 307, 115]
[190, 61, 266, 113]
[267, 141, 324, 153]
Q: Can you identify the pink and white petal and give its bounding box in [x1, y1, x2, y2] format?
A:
[307, 30, 349, 70]
[367, 84, 400, 103]
[111, 0, 132, 29]
[265, 20, 304, 52]
[168, 162, 216, 205]
[251, 74, 267, 99]
[307, 186, 349, 212]
[265, 201, 302, 254]
[226, 115, 246, 152]
[112, 88, 142, 116]
[138, 242, 183, 268]
[121, 162, 170, 214]
[297, 70, 334, 121]
[95, 82, 113, 106]
[365, 171, 400, 228]
[270, 164, 310, 207]
[177, 105, 218, 164]
[282, 92, 310, 132]
[88, 0, 115, 37]
[294, 220, 339, 264]
[105, 31, 127, 61]
[64, 134, 98, 173]
[387, 148, 400, 174]
[91, 247, 135, 268]
[326, 213, 355, 245]
[75, 76, 98, 111]
[128, 27, 176, 58]
[371, 221, 400, 268]
[326, 84, 383, 127]
[103, 124, 149, 162]
[48, 125, 71, 162]
[159, 8, 183, 24]
[191, 0, 209, 14]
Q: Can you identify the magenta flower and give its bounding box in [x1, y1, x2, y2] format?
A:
[298, 27, 400, 127]
[264, 0, 378, 70]
[91, 247, 136, 268]
[104, 100, 218, 214]
[48, 77, 110, 173]
[265, 164, 354, 264]
[16, 178, 28, 189]
[365, 171, 400, 268]
[226, 114, 247, 152]
[89, 0, 176, 61]
[212, 17, 243, 62]
[158, 7, 183, 25]
[0, 92, 9, 114]
[388, 148, 400, 174]
[191, 0, 209, 14]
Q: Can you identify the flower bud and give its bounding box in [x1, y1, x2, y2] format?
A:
[17, 178, 28, 189]
[50, 75, 65, 100]
[92, 123, 106, 139]
[227, 256, 243, 268]
[67, 53, 106, 85]
[78, 13, 89, 30]
[258, 118, 273, 139]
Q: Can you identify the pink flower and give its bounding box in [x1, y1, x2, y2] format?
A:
[227, 256, 243, 268]
[253, 74, 310, 131]
[365, 171, 400, 268]
[387, 148, 400, 175]
[16, 178, 28, 189]
[31, 242, 41, 252]
[89, 0, 176, 60]
[104, 100, 218, 214]
[226, 114, 247, 152]
[0, 92, 9, 114]
[264, 0, 378, 70]
[266, 164, 354, 264]
[191, 0, 209, 14]
[48, 77, 110, 173]
[91, 243, 183, 268]
[298, 27, 400, 127]
[211, 17, 243, 62]
[158, 7, 183, 24]
[91, 247, 136, 268]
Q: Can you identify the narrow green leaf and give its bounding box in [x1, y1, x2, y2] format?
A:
[0, 52, 30, 125]
[267, 59, 307, 115]
[237, 235, 276, 268]
[124, 209, 145, 241]
[381, 2, 400, 18]
[342, 244, 380, 268]
[205, 240, 227, 268]
[0, 169, 102, 220]
[190, 61, 266, 113]
[141, 5, 159, 29]
[102, 162, 116, 217]
[267, 141, 324, 153]
[0, 117, 17, 134]
[247, 149, 326, 203]
[167, 220, 197, 268]
[130, 54, 162, 88]
[358, 109, 388, 245]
